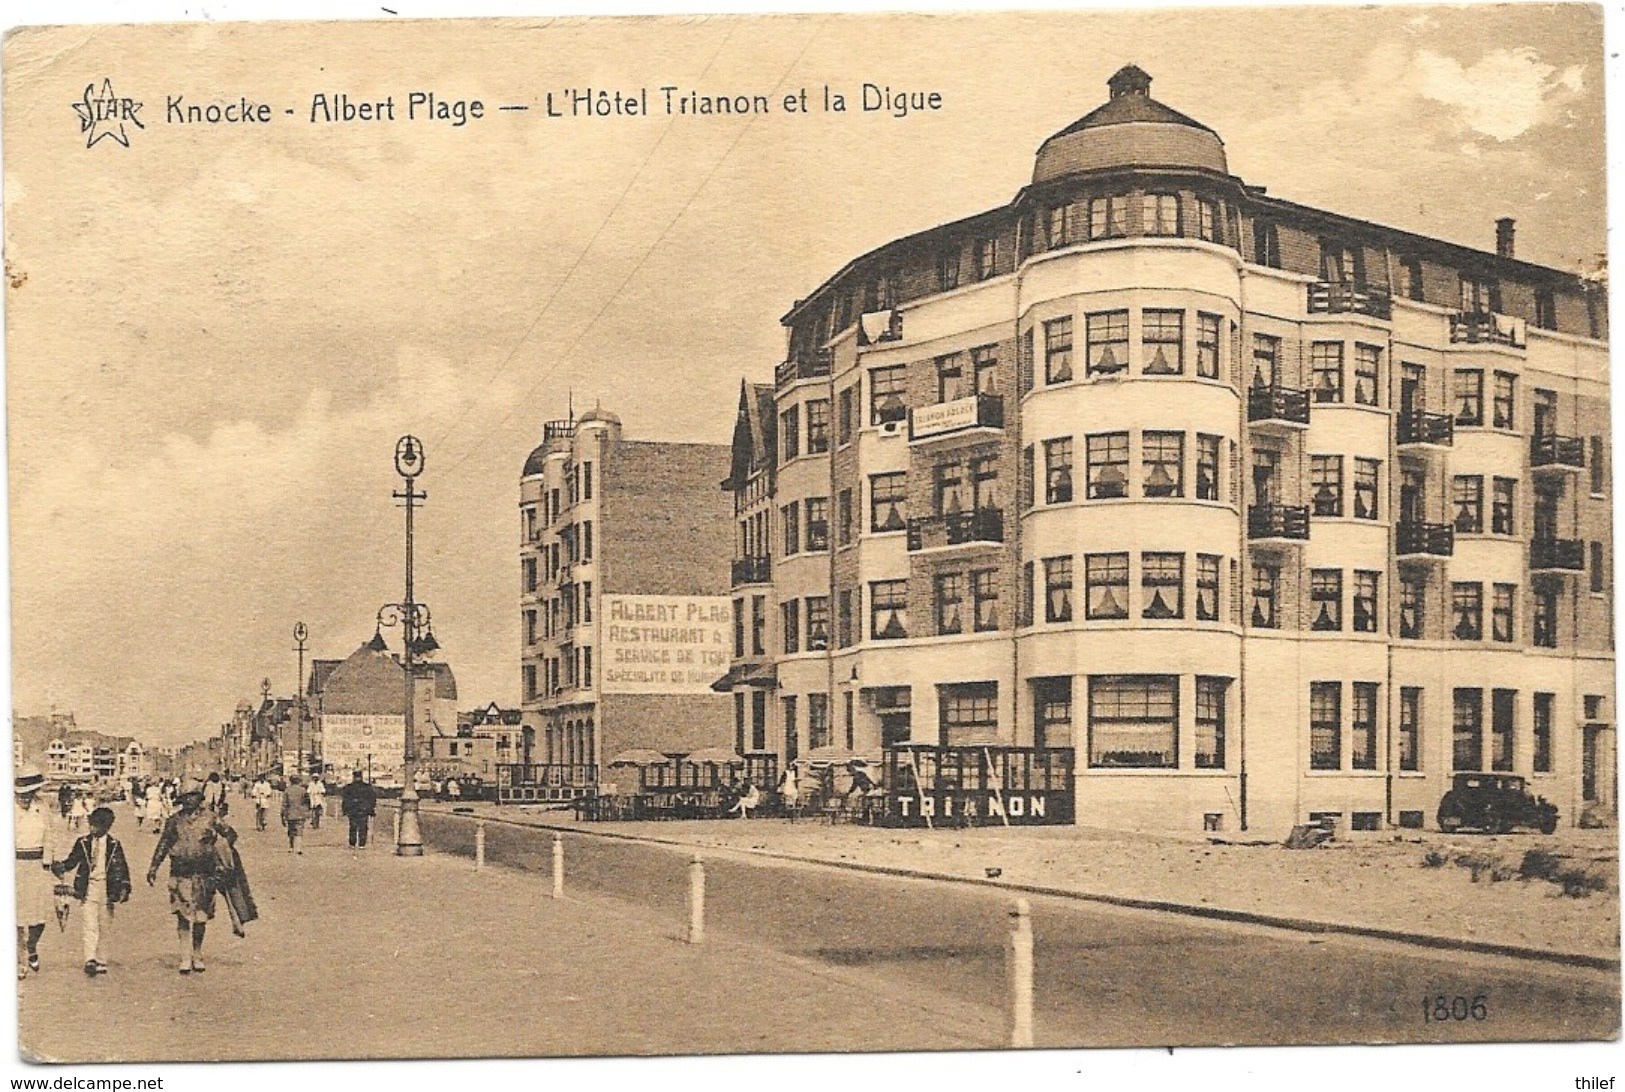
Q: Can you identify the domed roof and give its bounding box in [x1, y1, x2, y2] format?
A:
[1034, 66, 1226, 184]
[522, 442, 549, 478]
[577, 407, 622, 428]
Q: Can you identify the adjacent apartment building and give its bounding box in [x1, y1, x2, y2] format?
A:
[722, 66, 1613, 835]
[514, 409, 735, 801]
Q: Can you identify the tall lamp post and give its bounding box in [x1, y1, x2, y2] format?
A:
[293, 622, 308, 777]
[376, 434, 438, 857]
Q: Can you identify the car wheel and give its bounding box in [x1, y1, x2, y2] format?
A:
[1539, 814, 1558, 835]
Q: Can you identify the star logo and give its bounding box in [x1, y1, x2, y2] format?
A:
[72, 79, 144, 148]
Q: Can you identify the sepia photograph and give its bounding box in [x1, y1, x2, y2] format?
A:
[1, 0, 1619, 1085]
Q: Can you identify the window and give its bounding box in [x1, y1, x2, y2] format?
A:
[1352, 682, 1379, 770]
[1533, 692, 1554, 772]
[1310, 343, 1344, 403]
[1196, 199, 1219, 244]
[1196, 554, 1221, 621]
[1250, 334, 1280, 389]
[582, 462, 593, 500]
[870, 365, 907, 425]
[870, 580, 908, 640]
[1142, 552, 1184, 619]
[806, 399, 831, 453]
[972, 345, 999, 394]
[1019, 562, 1035, 627]
[1491, 688, 1516, 772]
[1590, 436, 1607, 495]
[732, 599, 744, 657]
[1043, 317, 1074, 383]
[1142, 431, 1184, 498]
[1492, 583, 1516, 642]
[1086, 433, 1129, 499]
[1399, 257, 1424, 301]
[1534, 289, 1557, 330]
[837, 386, 856, 446]
[933, 461, 964, 516]
[1089, 194, 1128, 239]
[940, 682, 997, 745]
[522, 664, 537, 701]
[971, 569, 999, 632]
[870, 473, 906, 532]
[1353, 345, 1380, 406]
[837, 489, 854, 546]
[1586, 695, 1605, 720]
[1250, 562, 1280, 629]
[1452, 476, 1484, 534]
[1085, 553, 1129, 620]
[837, 590, 854, 648]
[782, 600, 800, 654]
[1143, 193, 1179, 236]
[1020, 445, 1035, 511]
[1196, 313, 1221, 379]
[522, 556, 538, 594]
[1492, 371, 1516, 430]
[780, 406, 801, 462]
[805, 498, 828, 551]
[1453, 369, 1483, 426]
[806, 596, 829, 651]
[751, 595, 766, 655]
[934, 573, 965, 635]
[1452, 582, 1483, 641]
[781, 695, 798, 758]
[1086, 310, 1129, 375]
[1320, 240, 1359, 283]
[582, 522, 594, 561]
[934, 353, 965, 403]
[974, 238, 997, 280]
[1533, 578, 1559, 648]
[1253, 219, 1281, 267]
[1460, 275, 1501, 314]
[1043, 204, 1074, 249]
[808, 693, 830, 751]
[1044, 438, 1074, 503]
[1399, 687, 1422, 772]
[1032, 677, 1072, 751]
[1018, 328, 1035, 396]
[1311, 455, 1344, 517]
[1142, 309, 1184, 375]
[1491, 477, 1516, 535]
[1310, 682, 1341, 771]
[1089, 676, 1177, 768]
[1352, 459, 1379, 520]
[1592, 541, 1606, 594]
[1044, 557, 1074, 623]
[937, 248, 960, 292]
[1193, 677, 1228, 769]
[1310, 569, 1342, 631]
[1353, 571, 1379, 633]
[781, 503, 800, 555]
[1196, 434, 1221, 501]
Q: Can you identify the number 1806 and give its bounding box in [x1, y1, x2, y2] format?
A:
[1423, 994, 1488, 1022]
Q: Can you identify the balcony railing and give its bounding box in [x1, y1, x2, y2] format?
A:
[1396, 521, 1454, 557]
[1530, 537, 1585, 572]
[731, 555, 772, 586]
[1247, 385, 1311, 427]
[542, 419, 576, 442]
[907, 507, 1005, 551]
[1247, 504, 1310, 541]
[1450, 311, 1525, 348]
[775, 350, 833, 387]
[1308, 281, 1392, 320]
[1397, 409, 1454, 447]
[909, 393, 1005, 442]
[1530, 433, 1585, 470]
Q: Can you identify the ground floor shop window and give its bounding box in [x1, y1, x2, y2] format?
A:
[1195, 676, 1228, 769]
[1398, 687, 1421, 772]
[808, 693, 830, 750]
[1351, 682, 1378, 770]
[1491, 688, 1516, 772]
[939, 682, 998, 745]
[1088, 675, 1177, 768]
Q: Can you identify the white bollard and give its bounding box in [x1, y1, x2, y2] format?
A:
[1007, 898, 1034, 1048]
[551, 834, 564, 900]
[474, 820, 486, 871]
[687, 854, 706, 945]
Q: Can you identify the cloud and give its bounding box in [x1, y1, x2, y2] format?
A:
[1416, 47, 1585, 141]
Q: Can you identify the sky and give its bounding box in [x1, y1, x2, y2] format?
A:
[1, 3, 1608, 749]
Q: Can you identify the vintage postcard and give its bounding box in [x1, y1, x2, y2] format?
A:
[2, 1, 1618, 1082]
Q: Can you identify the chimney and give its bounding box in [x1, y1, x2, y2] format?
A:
[1496, 218, 1515, 260]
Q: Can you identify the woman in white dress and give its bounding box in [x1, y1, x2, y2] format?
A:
[14, 767, 55, 980]
[145, 781, 167, 829]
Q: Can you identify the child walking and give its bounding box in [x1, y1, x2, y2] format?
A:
[53, 807, 132, 975]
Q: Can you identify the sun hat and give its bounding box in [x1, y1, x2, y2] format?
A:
[177, 776, 206, 799]
[14, 766, 44, 795]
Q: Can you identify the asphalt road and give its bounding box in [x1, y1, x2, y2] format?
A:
[420, 809, 1621, 1048]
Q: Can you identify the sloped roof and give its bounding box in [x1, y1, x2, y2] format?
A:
[315, 640, 458, 715]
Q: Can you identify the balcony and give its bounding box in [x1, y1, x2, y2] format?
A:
[1530, 433, 1585, 471]
[542, 419, 576, 443]
[1247, 386, 1311, 428]
[1450, 311, 1525, 349]
[1396, 410, 1454, 448]
[1530, 537, 1585, 572]
[1247, 504, 1310, 542]
[909, 393, 1005, 443]
[730, 555, 772, 586]
[907, 507, 1005, 552]
[1396, 521, 1454, 558]
[775, 349, 833, 388]
[1308, 281, 1392, 320]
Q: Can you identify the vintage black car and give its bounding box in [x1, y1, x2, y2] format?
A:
[1436, 772, 1559, 834]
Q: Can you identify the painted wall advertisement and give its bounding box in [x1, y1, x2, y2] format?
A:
[321, 713, 405, 784]
[601, 595, 731, 694]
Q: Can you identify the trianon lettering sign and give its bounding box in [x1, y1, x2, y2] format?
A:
[909, 395, 980, 440]
[602, 594, 731, 694]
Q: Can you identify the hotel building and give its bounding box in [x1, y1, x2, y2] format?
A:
[723, 66, 1613, 835]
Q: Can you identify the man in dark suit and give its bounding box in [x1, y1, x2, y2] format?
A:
[53, 807, 132, 975]
[340, 770, 377, 849]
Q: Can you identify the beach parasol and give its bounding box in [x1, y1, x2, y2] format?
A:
[607, 748, 671, 766]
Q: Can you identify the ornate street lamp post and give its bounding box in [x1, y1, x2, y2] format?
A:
[293, 622, 308, 776]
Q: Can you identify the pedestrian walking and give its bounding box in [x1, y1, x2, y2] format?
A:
[131, 784, 148, 830]
[57, 782, 74, 822]
[250, 776, 274, 832]
[210, 803, 256, 939]
[145, 781, 167, 830]
[281, 774, 311, 855]
[203, 773, 225, 814]
[146, 778, 235, 975]
[52, 807, 131, 976]
[340, 770, 377, 850]
[68, 793, 90, 833]
[308, 776, 326, 830]
[15, 767, 56, 981]
[777, 765, 800, 821]
[446, 777, 461, 803]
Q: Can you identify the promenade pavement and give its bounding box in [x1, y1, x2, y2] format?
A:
[18, 804, 1000, 1063]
